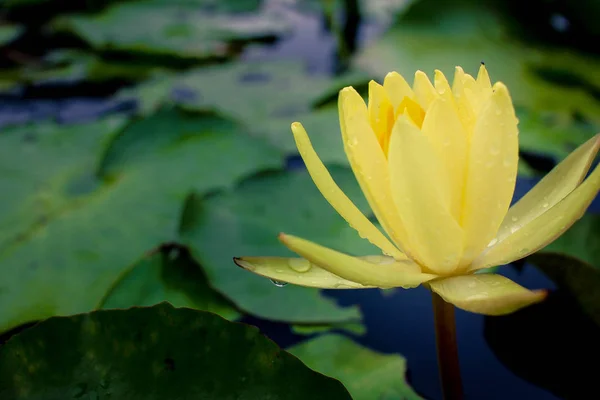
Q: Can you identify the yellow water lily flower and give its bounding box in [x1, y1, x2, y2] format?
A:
[234, 65, 600, 316]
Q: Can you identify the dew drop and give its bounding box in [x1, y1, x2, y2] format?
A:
[288, 258, 312, 273]
[333, 282, 355, 289]
[347, 138, 358, 147]
[487, 238, 498, 247]
[511, 216, 518, 222]
[542, 202, 549, 208]
[270, 280, 288, 287]
[510, 226, 519, 234]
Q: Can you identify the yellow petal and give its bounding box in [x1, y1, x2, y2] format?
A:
[495, 133, 600, 244]
[421, 97, 468, 220]
[451, 66, 477, 134]
[388, 115, 464, 274]
[428, 274, 547, 315]
[434, 69, 455, 104]
[460, 82, 519, 267]
[367, 80, 395, 152]
[396, 96, 425, 128]
[291, 122, 406, 260]
[278, 233, 437, 288]
[476, 63, 492, 90]
[383, 71, 414, 112]
[413, 70, 438, 111]
[234, 256, 375, 289]
[472, 161, 600, 270]
[338, 87, 412, 255]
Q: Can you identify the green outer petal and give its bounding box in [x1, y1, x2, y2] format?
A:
[428, 274, 547, 316]
[495, 133, 600, 244]
[472, 161, 600, 270]
[235, 255, 411, 290]
[278, 233, 438, 288]
[234, 256, 375, 289]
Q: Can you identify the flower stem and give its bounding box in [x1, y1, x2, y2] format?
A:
[432, 291, 463, 400]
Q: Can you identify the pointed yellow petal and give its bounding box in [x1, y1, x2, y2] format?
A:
[476, 63, 492, 89]
[367, 80, 395, 152]
[396, 96, 425, 128]
[495, 133, 600, 243]
[338, 87, 412, 256]
[234, 256, 375, 289]
[434, 69, 455, 104]
[452, 66, 477, 134]
[291, 122, 406, 260]
[428, 274, 547, 315]
[460, 83, 519, 266]
[278, 233, 437, 288]
[472, 161, 600, 269]
[413, 70, 438, 111]
[421, 97, 468, 220]
[388, 115, 464, 274]
[383, 71, 414, 112]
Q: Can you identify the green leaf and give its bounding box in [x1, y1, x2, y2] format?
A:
[516, 107, 597, 165]
[484, 290, 600, 400]
[0, 110, 282, 333]
[177, 61, 350, 164]
[100, 246, 240, 321]
[180, 166, 378, 324]
[51, 1, 289, 60]
[288, 334, 423, 400]
[0, 24, 24, 46]
[0, 303, 351, 400]
[354, 0, 600, 151]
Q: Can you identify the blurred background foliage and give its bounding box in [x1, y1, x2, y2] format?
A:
[0, 0, 598, 399]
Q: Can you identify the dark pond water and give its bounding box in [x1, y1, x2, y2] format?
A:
[2, 0, 598, 399]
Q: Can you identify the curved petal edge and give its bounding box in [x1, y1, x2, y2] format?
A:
[428, 274, 548, 315]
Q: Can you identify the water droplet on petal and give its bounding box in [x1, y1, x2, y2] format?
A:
[487, 238, 498, 247]
[510, 226, 519, 234]
[288, 258, 312, 273]
[347, 138, 358, 147]
[270, 280, 288, 287]
[542, 202, 549, 208]
[511, 216, 518, 222]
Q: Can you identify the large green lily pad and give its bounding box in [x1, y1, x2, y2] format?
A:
[0, 109, 282, 333]
[51, 1, 289, 60]
[125, 61, 355, 164]
[289, 334, 423, 400]
[100, 246, 240, 321]
[0, 303, 351, 400]
[180, 166, 378, 323]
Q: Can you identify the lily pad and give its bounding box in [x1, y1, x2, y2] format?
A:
[354, 0, 600, 130]
[484, 290, 600, 400]
[528, 252, 600, 327]
[0, 24, 24, 46]
[177, 61, 354, 164]
[288, 334, 423, 400]
[0, 110, 281, 333]
[0, 303, 351, 400]
[180, 166, 378, 324]
[100, 246, 240, 321]
[51, 1, 289, 60]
